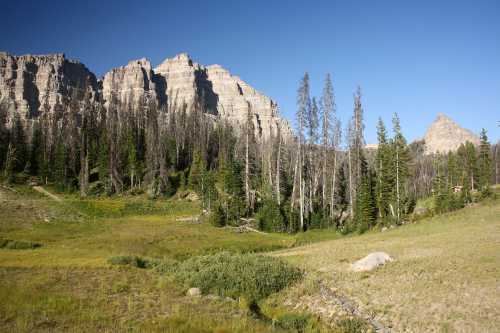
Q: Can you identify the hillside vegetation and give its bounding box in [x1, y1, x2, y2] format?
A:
[273, 193, 500, 332]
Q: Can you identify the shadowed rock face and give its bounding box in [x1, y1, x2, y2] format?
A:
[0, 52, 98, 120]
[424, 113, 480, 154]
[0, 52, 292, 141]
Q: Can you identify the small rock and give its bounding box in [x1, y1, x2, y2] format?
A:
[186, 287, 201, 297]
[350, 252, 394, 272]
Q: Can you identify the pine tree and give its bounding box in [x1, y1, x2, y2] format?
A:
[320, 74, 334, 211]
[390, 113, 410, 223]
[189, 149, 205, 194]
[3, 143, 16, 183]
[433, 160, 450, 213]
[375, 118, 392, 219]
[477, 128, 492, 195]
[53, 132, 68, 190]
[293, 72, 310, 231]
[354, 169, 376, 233]
[10, 114, 28, 173]
[125, 126, 138, 189]
[0, 102, 9, 172]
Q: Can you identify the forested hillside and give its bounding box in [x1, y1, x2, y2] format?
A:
[0, 63, 498, 234]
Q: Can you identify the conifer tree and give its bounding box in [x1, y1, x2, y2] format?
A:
[354, 169, 376, 233]
[477, 128, 492, 195]
[390, 113, 410, 223]
[10, 113, 28, 173]
[293, 73, 310, 230]
[375, 118, 392, 219]
[320, 74, 334, 211]
[0, 102, 9, 171]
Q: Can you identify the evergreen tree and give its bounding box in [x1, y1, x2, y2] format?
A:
[125, 126, 138, 188]
[354, 169, 376, 233]
[293, 72, 310, 230]
[375, 118, 392, 219]
[29, 121, 43, 176]
[433, 160, 450, 213]
[320, 73, 334, 211]
[53, 132, 68, 190]
[10, 114, 28, 173]
[477, 128, 492, 195]
[189, 149, 205, 194]
[390, 113, 411, 223]
[3, 143, 16, 183]
[0, 102, 9, 171]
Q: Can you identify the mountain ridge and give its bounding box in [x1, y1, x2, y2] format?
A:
[0, 52, 292, 141]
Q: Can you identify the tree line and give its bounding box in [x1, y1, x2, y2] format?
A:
[0, 75, 497, 234]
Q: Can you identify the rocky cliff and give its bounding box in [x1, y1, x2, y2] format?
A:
[0, 52, 98, 120]
[0, 52, 291, 141]
[100, 52, 292, 140]
[423, 113, 480, 154]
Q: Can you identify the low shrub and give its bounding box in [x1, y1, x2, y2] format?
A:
[209, 202, 226, 227]
[0, 239, 41, 250]
[273, 312, 312, 332]
[166, 251, 302, 302]
[256, 197, 286, 232]
[335, 317, 369, 333]
[107, 255, 160, 269]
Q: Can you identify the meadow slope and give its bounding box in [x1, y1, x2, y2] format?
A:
[273, 198, 500, 332]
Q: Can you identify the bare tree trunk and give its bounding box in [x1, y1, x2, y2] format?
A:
[348, 148, 354, 217]
[245, 120, 250, 210]
[291, 150, 299, 210]
[396, 148, 400, 222]
[276, 126, 281, 205]
[330, 151, 337, 218]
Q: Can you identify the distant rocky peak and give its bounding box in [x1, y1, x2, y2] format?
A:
[423, 113, 480, 154]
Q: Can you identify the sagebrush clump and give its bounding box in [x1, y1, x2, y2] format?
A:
[158, 252, 302, 302]
[0, 239, 41, 250]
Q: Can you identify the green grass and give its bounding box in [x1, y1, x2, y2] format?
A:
[0, 186, 339, 332]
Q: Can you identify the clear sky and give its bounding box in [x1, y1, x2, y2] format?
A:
[2, 0, 499, 143]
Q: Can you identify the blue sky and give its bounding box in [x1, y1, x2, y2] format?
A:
[2, 0, 499, 143]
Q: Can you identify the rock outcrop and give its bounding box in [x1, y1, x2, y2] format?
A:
[0, 52, 98, 120]
[423, 113, 480, 154]
[0, 50, 293, 141]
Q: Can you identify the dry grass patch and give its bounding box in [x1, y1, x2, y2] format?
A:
[274, 198, 500, 332]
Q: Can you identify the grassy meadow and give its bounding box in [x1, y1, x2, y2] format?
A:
[0, 186, 337, 332]
[0, 185, 499, 332]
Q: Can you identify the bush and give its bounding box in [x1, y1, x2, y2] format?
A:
[107, 255, 160, 269]
[209, 202, 226, 227]
[273, 313, 312, 332]
[335, 317, 369, 333]
[0, 239, 41, 250]
[256, 197, 286, 232]
[164, 252, 302, 302]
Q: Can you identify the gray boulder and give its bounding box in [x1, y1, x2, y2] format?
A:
[350, 252, 394, 272]
[186, 287, 201, 297]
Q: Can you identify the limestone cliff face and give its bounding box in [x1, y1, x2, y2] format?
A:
[101, 58, 165, 112]
[0, 52, 98, 120]
[205, 64, 292, 140]
[0, 52, 292, 141]
[423, 113, 480, 154]
[105, 53, 292, 140]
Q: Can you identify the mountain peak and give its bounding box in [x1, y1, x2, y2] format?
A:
[424, 114, 480, 154]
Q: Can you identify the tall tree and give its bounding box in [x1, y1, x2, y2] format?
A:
[293, 72, 310, 230]
[375, 118, 392, 219]
[477, 128, 492, 194]
[320, 74, 334, 211]
[390, 113, 410, 223]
